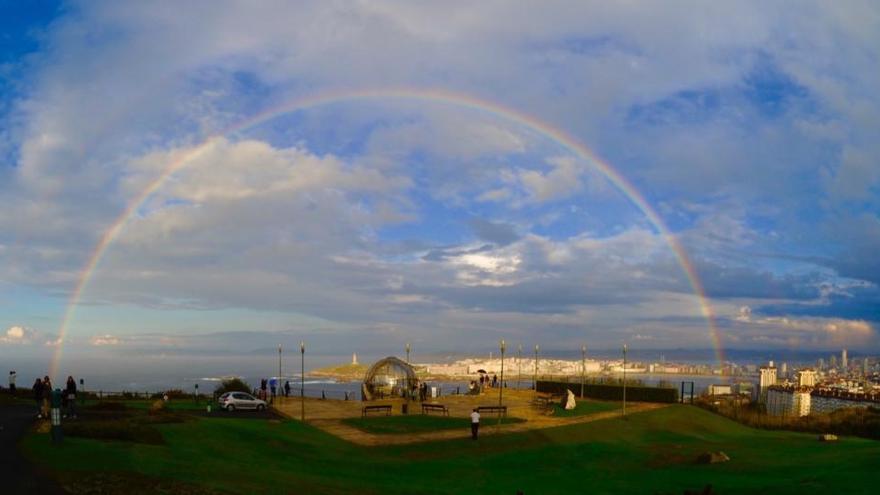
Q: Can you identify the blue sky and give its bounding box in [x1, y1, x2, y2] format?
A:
[1, 1, 879, 365]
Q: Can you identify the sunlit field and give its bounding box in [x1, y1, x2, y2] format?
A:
[22, 404, 879, 494]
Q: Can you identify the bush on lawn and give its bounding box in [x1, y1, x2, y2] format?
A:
[214, 378, 252, 396]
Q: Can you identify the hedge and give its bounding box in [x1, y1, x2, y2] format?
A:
[537, 380, 679, 403]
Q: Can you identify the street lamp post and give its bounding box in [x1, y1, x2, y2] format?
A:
[300, 341, 305, 422]
[581, 345, 586, 398]
[499, 340, 506, 406]
[278, 344, 282, 402]
[517, 344, 522, 390]
[622, 343, 627, 417]
[405, 342, 412, 406]
[534, 344, 539, 391]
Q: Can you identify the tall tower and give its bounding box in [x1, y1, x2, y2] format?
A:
[841, 349, 848, 369]
[352, 353, 358, 365]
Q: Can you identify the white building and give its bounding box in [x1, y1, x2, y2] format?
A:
[708, 384, 732, 396]
[766, 387, 811, 417]
[797, 369, 817, 388]
[842, 349, 848, 369]
[758, 365, 777, 402]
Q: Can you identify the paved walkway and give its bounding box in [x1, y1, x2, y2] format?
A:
[274, 390, 667, 446]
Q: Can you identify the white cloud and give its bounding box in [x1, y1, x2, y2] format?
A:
[1, 326, 31, 344]
[90, 334, 121, 346]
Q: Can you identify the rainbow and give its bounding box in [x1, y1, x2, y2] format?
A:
[50, 87, 723, 379]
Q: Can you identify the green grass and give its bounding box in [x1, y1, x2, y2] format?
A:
[22, 405, 880, 494]
[343, 414, 524, 434]
[551, 399, 618, 417]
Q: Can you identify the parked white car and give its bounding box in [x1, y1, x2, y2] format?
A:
[218, 392, 267, 411]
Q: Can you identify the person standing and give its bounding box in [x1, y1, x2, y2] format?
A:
[8, 371, 16, 395]
[32, 378, 44, 418]
[65, 376, 78, 419]
[470, 408, 480, 440]
[492, 374, 498, 388]
[41, 376, 52, 418]
[284, 380, 291, 398]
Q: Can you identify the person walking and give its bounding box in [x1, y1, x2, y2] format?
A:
[284, 380, 291, 398]
[65, 376, 78, 419]
[470, 408, 480, 440]
[32, 378, 44, 418]
[492, 374, 498, 387]
[8, 370, 16, 395]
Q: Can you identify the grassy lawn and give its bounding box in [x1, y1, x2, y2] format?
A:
[343, 414, 524, 434]
[22, 405, 880, 494]
[551, 399, 618, 417]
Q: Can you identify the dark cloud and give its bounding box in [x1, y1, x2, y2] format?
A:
[467, 218, 520, 246]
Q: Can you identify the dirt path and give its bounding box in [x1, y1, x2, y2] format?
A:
[0, 403, 66, 494]
[299, 402, 667, 446]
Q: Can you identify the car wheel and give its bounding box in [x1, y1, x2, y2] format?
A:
[257, 404, 265, 411]
[226, 404, 235, 412]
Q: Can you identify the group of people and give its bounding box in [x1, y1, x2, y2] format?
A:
[468, 373, 500, 394]
[29, 375, 79, 420]
[256, 378, 293, 402]
[481, 373, 499, 388]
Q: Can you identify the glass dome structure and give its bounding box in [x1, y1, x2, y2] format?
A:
[362, 356, 417, 401]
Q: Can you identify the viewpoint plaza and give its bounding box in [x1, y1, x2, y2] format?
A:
[271, 356, 664, 445]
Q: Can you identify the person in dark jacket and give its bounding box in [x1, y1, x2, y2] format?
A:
[65, 376, 78, 419]
[284, 380, 291, 397]
[41, 376, 52, 418]
[32, 378, 44, 418]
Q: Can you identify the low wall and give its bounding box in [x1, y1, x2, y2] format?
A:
[537, 380, 679, 403]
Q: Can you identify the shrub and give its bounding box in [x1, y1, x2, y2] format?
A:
[214, 378, 251, 396]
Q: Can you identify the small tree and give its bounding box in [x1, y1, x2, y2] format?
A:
[214, 378, 251, 396]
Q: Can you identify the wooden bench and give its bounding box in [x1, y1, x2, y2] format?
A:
[361, 405, 392, 417]
[421, 403, 449, 416]
[476, 405, 507, 416]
